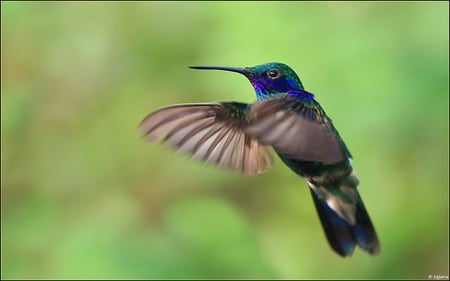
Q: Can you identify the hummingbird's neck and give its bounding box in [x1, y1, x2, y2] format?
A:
[254, 87, 286, 100]
[254, 86, 314, 101]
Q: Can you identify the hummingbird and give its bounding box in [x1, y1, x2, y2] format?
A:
[138, 62, 380, 257]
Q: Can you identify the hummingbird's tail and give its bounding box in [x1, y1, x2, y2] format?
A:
[309, 187, 380, 257]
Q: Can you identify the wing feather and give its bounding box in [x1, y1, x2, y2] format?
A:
[139, 103, 274, 175]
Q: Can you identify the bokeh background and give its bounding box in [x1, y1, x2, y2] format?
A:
[2, 1, 449, 279]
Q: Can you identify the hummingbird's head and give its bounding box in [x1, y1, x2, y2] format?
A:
[190, 62, 305, 100]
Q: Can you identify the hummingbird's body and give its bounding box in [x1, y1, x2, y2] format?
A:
[139, 62, 380, 257]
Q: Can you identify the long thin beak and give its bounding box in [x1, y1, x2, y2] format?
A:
[189, 65, 251, 76]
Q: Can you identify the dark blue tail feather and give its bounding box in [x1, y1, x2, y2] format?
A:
[309, 188, 380, 256]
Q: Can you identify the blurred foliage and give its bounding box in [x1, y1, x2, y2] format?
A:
[1, 1, 449, 279]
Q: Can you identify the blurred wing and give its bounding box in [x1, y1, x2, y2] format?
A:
[138, 102, 273, 175]
[246, 96, 347, 164]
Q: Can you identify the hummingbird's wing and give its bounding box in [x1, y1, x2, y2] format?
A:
[246, 96, 348, 164]
[138, 102, 273, 175]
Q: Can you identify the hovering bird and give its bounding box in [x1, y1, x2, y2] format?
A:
[138, 62, 380, 257]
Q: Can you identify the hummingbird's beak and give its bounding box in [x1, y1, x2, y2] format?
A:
[189, 66, 253, 76]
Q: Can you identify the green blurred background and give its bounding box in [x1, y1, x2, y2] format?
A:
[2, 1, 449, 279]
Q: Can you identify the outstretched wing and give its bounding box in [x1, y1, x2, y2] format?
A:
[246, 96, 348, 164]
[138, 102, 273, 175]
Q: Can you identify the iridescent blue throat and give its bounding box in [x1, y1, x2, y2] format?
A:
[250, 76, 312, 100]
[254, 86, 314, 101]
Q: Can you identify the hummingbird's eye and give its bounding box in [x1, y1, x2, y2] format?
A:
[267, 68, 281, 79]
